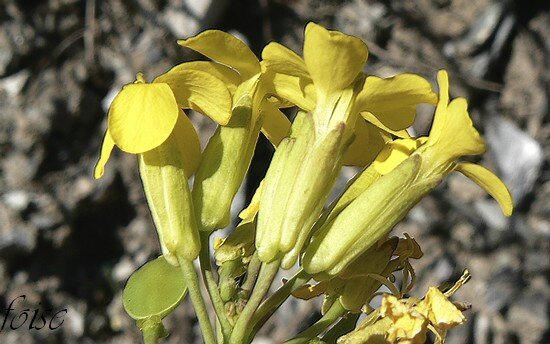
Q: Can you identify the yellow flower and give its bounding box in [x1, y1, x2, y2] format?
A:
[372, 70, 513, 216]
[94, 70, 233, 264]
[382, 295, 428, 344]
[177, 30, 290, 231]
[417, 287, 465, 331]
[340, 271, 470, 344]
[302, 70, 513, 276]
[256, 22, 437, 268]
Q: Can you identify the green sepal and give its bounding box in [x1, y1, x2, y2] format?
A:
[192, 93, 262, 232]
[303, 154, 440, 276]
[139, 134, 201, 264]
[123, 256, 188, 321]
[256, 110, 353, 268]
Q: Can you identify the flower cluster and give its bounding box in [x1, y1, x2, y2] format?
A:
[96, 22, 513, 344]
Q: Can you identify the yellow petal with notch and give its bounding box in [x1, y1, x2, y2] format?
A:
[303, 22, 368, 96]
[455, 162, 513, 216]
[177, 30, 260, 79]
[422, 287, 465, 330]
[155, 69, 233, 125]
[356, 74, 437, 131]
[108, 83, 179, 154]
[94, 130, 115, 179]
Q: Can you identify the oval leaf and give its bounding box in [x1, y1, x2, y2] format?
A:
[123, 256, 187, 320]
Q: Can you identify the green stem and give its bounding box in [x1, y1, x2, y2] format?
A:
[250, 269, 310, 337]
[178, 256, 217, 344]
[199, 232, 233, 342]
[142, 323, 164, 344]
[229, 259, 281, 344]
[284, 300, 346, 344]
[240, 253, 262, 297]
[143, 331, 159, 344]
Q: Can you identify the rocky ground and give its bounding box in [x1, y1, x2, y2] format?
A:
[0, 0, 548, 343]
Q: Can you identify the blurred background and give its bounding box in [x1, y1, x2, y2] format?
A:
[0, 0, 548, 343]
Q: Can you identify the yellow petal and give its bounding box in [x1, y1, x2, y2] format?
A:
[94, 130, 115, 179]
[108, 83, 179, 154]
[303, 22, 368, 96]
[261, 41, 317, 110]
[238, 180, 264, 224]
[373, 138, 422, 175]
[426, 97, 485, 160]
[422, 287, 465, 330]
[356, 74, 438, 131]
[261, 42, 310, 80]
[455, 162, 513, 216]
[361, 112, 411, 138]
[155, 69, 233, 125]
[177, 30, 260, 79]
[171, 110, 201, 177]
[167, 61, 241, 95]
[264, 72, 316, 111]
[342, 119, 387, 166]
[260, 101, 291, 146]
[382, 295, 428, 343]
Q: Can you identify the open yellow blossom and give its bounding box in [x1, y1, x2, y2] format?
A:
[94, 70, 233, 264]
[177, 29, 290, 231]
[372, 70, 513, 216]
[303, 70, 513, 276]
[256, 22, 437, 268]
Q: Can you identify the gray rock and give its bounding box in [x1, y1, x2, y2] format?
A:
[508, 288, 549, 343]
[474, 199, 509, 230]
[0, 225, 37, 256]
[485, 115, 543, 206]
[484, 266, 521, 312]
[2, 190, 31, 212]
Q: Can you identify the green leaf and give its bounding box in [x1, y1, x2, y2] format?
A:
[123, 256, 187, 321]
